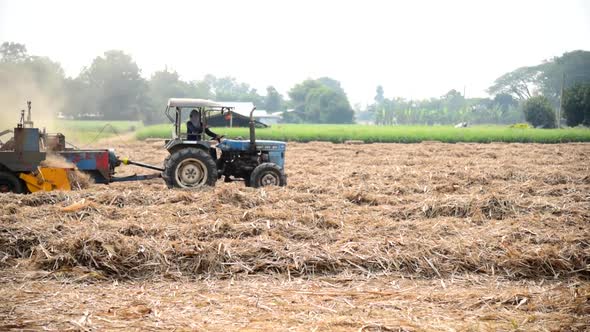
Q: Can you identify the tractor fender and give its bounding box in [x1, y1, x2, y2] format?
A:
[165, 140, 211, 155]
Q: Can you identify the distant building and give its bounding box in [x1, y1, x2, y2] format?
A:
[56, 112, 99, 120]
[76, 112, 103, 120]
[216, 102, 283, 126]
[207, 111, 267, 128]
[56, 112, 70, 120]
[251, 110, 282, 125]
[220, 102, 256, 116]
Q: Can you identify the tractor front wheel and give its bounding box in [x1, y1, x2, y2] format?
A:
[164, 148, 217, 188]
[0, 171, 25, 194]
[250, 163, 286, 188]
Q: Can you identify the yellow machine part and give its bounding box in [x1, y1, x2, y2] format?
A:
[19, 167, 73, 192]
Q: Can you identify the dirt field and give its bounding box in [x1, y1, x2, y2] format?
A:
[1, 141, 589, 331]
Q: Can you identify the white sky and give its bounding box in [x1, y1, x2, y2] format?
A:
[1, 0, 589, 105]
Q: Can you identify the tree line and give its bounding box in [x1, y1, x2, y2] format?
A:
[362, 87, 523, 126]
[488, 50, 590, 128]
[0, 42, 353, 124]
[1, 41, 589, 127]
[366, 50, 590, 128]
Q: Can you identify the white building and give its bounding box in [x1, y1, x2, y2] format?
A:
[220, 102, 283, 126]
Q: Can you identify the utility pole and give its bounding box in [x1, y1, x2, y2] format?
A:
[558, 72, 565, 128]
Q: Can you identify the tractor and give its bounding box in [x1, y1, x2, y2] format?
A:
[0, 99, 287, 194]
[161, 98, 287, 188]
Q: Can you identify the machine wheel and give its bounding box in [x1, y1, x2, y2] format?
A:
[250, 163, 286, 188]
[164, 148, 217, 188]
[0, 171, 25, 194]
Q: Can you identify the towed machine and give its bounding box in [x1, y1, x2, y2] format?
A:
[0, 102, 161, 193]
[0, 100, 287, 193]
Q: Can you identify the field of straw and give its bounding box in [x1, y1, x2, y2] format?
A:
[1, 140, 589, 331]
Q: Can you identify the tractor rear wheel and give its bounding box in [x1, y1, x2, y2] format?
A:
[250, 163, 286, 188]
[162, 154, 171, 187]
[164, 148, 217, 188]
[0, 171, 25, 194]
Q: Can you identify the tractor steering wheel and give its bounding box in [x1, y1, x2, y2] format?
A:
[215, 135, 225, 143]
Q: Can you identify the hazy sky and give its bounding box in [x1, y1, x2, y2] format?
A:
[1, 0, 589, 105]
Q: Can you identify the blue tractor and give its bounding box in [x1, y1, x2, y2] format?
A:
[161, 98, 287, 188]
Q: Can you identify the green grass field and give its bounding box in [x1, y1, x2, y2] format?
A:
[52, 120, 142, 144]
[136, 124, 590, 143]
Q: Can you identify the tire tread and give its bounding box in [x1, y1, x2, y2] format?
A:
[164, 148, 217, 188]
[250, 163, 286, 188]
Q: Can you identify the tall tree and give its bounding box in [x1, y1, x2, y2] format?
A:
[204, 75, 264, 104]
[522, 96, 556, 128]
[75, 50, 148, 120]
[0, 42, 28, 63]
[191, 80, 213, 99]
[488, 66, 540, 100]
[441, 89, 465, 112]
[562, 83, 590, 127]
[489, 51, 590, 104]
[317, 77, 346, 95]
[374, 85, 384, 104]
[539, 50, 590, 102]
[493, 93, 518, 113]
[264, 86, 283, 112]
[287, 78, 354, 124]
[145, 69, 191, 123]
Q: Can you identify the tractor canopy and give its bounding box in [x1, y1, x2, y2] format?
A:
[167, 98, 235, 110]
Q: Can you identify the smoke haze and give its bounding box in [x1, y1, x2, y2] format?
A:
[0, 65, 64, 133]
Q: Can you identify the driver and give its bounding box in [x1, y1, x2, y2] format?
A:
[187, 109, 221, 141]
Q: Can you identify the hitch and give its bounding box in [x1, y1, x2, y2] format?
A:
[119, 157, 165, 172]
[111, 157, 164, 183]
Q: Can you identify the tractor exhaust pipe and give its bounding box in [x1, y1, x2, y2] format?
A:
[249, 107, 256, 150]
[27, 101, 32, 124]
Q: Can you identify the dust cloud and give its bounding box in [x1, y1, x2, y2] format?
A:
[0, 67, 64, 134]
